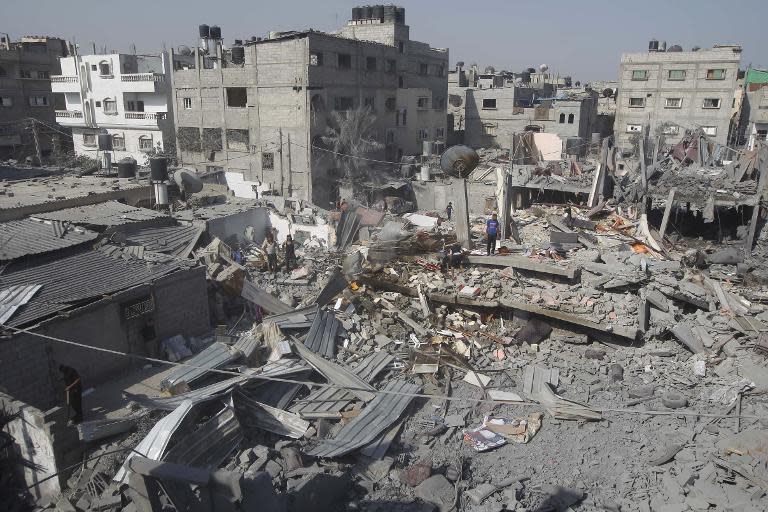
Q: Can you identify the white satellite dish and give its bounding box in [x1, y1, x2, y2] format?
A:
[539, 64, 549, 73]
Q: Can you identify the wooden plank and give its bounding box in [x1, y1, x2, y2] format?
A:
[467, 254, 579, 280]
[658, 187, 677, 240]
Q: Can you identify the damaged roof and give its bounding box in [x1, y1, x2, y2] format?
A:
[35, 201, 169, 227]
[0, 218, 98, 261]
[111, 224, 204, 257]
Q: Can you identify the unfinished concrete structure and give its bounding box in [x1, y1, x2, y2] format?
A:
[170, 6, 448, 207]
[0, 34, 71, 159]
[615, 42, 742, 156]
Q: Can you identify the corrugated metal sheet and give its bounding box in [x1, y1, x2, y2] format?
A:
[232, 387, 309, 439]
[314, 268, 348, 306]
[0, 249, 189, 327]
[115, 224, 204, 257]
[263, 305, 319, 330]
[160, 342, 244, 391]
[245, 381, 304, 410]
[0, 218, 98, 261]
[233, 331, 261, 360]
[36, 200, 168, 227]
[303, 310, 340, 358]
[292, 340, 376, 402]
[162, 405, 242, 469]
[305, 380, 420, 458]
[241, 280, 293, 314]
[0, 284, 42, 325]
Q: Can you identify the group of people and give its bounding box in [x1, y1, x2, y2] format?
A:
[446, 202, 501, 257]
[260, 233, 297, 273]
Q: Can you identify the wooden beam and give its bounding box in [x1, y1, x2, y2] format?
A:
[658, 187, 677, 240]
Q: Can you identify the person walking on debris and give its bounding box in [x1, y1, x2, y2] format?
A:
[441, 242, 466, 276]
[446, 202, 453, 221]
[59, 364, 83, 424]
[283, 234, 296, 272]
[262, 233, 278, 273]
[486, 213, 499, 255]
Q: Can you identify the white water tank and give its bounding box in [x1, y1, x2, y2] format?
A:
[420, 165, 430, 181]
[154, 183, 169, 205]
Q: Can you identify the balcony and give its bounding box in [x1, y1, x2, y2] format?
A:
[123, 111, 168, 127]
[120, 73, 165, 93]
[121, 73, 164, 82]
[50, 75, 80, 93]
[55, 109, 83, 118]
[51, 75, 78, 83]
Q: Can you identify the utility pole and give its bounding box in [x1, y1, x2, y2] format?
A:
[30, 120, 42, 166]
[278, 128, 284, 196]
[287, 133, 292, 197]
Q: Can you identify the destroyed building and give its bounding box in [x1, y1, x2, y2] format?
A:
[738, 67, 768, 150]
[170, 6, 448, 207]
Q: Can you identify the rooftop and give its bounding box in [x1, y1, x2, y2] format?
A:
[0, 218, 98, 261]
[35, 200, 169, 228]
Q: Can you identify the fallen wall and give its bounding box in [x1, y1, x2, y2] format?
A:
[412, 180, 497, 215]
[206, 207, 270, 246]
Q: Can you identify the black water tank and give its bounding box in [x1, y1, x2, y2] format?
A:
[440, 145, 479, 179]
[117, 157, 137, 178]
[209, 25, 222, 39]
[372, 5, 384, 19]
[649, 39, 659, 51]
[383, 5, 396, 21]
[98, 133, 112, 151]
[234, 39, 243, 46]
[199, 24, 210, 38]
[352, 7, 362, 20]
[231, 46, 245, 64]
[395, 7, 405, 23]
[149, 157, 169, 182]
[361, 6, 373, 19]
[521, 71, 531, 83]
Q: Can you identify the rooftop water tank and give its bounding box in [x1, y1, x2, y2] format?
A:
[649, 38, 659, 51]
[372, 5, 384, 19]
[383, 5, 396, 22]
[440, 145, 479, 179]
[117, 157, 137, 178]
[149, 157, 169, 182]
[361, 6, 373, 18]
[97, 133, 112, 151]
[209, 25, 222, 39]
[352, 7, 362, 20]
[231, 46, 245, 64]
[199, 24, 210, 38]
[395, 7, 405, 23]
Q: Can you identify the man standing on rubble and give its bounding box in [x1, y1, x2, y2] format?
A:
[446, 202, 453, 221]
[486, 213, 499, 255]
[262, 233, 278, 273]
[59, 364, 83, 424]
[283, 234, 296, 272]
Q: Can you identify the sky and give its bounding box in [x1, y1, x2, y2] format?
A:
[2, 0, 766, 82]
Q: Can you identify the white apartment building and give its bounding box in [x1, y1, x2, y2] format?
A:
[51, 52, 174, 165]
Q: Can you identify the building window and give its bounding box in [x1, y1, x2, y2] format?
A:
[37, 70, 49, 79]
[90, 64, 97, 71]
[665, 98, 682, 109]
[626, 124, 643, 133]
[397, 41, 404, 54]
[139, 135, 154, 152]
[706, 69, 726, 80]
[386, 130, 395, 144]
[338, 53, 352, 70]
[334, 96, 353, 111]
[661, 125, 679, 135]
[702, 126, 717, 136]
[19, 69, 31, 78]
[667, 69, 686, 81]
[183, 97, 192, 109]
[398, 75, 404, 88]
[95, 101, 101, 107]
[363, 96, 375, 110]
[103, 99, 117, 114]
[386, 59, 396, 73]
[702, 98, 721, 109]
[483, 123, 497, 136]
[436, 127, 445, 138]
[631, 70, 648, 81]
[226, 129, 249, 151]
[83, 133, 96, 146]
[385, 97, 396, 112]
[310, 52, 323, 66]
[417, 97, 429, 109]
[112, 135, 125, 150]
[366, 56, 377, 71]
[419, 63, 428, 75]
[28, 95, 48, 107]
[567, 113, 574, 124]
[436, 64, 445, 77]
[0, 96, 12, 107]
[482, 98, 497, 109]
[396, 108, 407, 126]
[226, 87, 248, 108]
[178, 127, 201, 151]
[202, 128, 223, 151]
[125, 100, 144, 112]
[417, 128, 429, 141]
[310, 94, 325, 112]
[262, 152, 274, 170]
[629, 97, 645, 108]
[559, 113, 565, 123]
[98, 61, 112, 76]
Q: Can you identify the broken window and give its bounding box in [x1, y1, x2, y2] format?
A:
[631, 69, 648, 81]
[419, 63, 428, 75]
[338, 53, 352, 70]
[385, 97, 396, 112]
[626, 124, 643, 133]
[363, 96, 375, 110]
[661, 125, 679, 135]
[559, 113, 565, 123]
[202, 128, 223, 151]
[417, 97, 429, 109]
[183, 97, 192, 109]
[226, 129, 249, 151]
[667, 69, 686, 81]
[83, 133, 96, 146]
[178, 127, 201, 151]
[702, 126, 717, 136]
[706, 69, 726, 80]
[334, 96, 353, 111]
[482, 98, 497, 109]
[112, 134, 125, 150]
[366, 57, 377, 71]
[310, 52, 324, 66]
[756, 129, 767, 141]
[386, 59, 396, 73]
[226, 87, 248, 108]
[449, 94, 463, 107]
[103, 99, 117, 114]
[483, 123, 497, 136]
[262, 152, 274, 170]
[665, 98, 682, 108]
[139, 135, 153, 151]
[702, 98, 721, 109]
[629, 97, 645, 108]
[567, 113, 574, 124]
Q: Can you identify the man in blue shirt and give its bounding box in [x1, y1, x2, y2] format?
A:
[486, 213, 499, 255]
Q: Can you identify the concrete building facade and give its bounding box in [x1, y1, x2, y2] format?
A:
[52, 52, 175, 165]
[615, 44, 742, 153]
[0, 34, 71, 159]
[170, 6, 447, 207]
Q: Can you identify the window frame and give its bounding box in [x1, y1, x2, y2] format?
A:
[225, 87, 248, 108]
[667, 69, 686, 81]
[337, 53, 352, 70]
[626, 124, 643, 133]
[28, 95, 48, 107]
[83, 133, 97, 146]
[365, 56, 377, 72]
[333, 96, 354, 111]
[628, 97, 645, 108]
[0, 96, 13, 107]
[702, 126, 717, 136]
[262, 152, 275, 170]
[138, 135, 154, 152]
[482, 123, 497, 136]
[183, 97, 192, 109]
[103, 98, 117, 114]
[482, 98, 497, 110]
[417, 97, 429, 109]
[112, 134, 126, 150]
[310, 52, 324, 66]
[386, 59, 396, 74]
[706, 69, 726, 80]
[98, 61, 112, 77]
[631, 69, 648, 81]
[702, 98, 721, 109]
[661, 125, 679, 135]
[665, 98, 683, 109]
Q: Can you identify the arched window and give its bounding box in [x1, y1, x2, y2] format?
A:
[138, 135, 153, 152]
[103, 98, 117, 114]
[98, 60, 111, 76]
[559, 113, 565, 123]
[567, 113, 574, 124]
[112, 134, 125, 150]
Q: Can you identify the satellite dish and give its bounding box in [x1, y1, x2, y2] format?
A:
[602, 88, 614, 98]
[539, 64, 549, 72]
[484, 65, 496, 74]
[440, 145, 480, 179]
[173, 168, 204, 194]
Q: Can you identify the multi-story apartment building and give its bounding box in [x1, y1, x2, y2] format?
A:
[52, 52, 175, 164]
[170, 5, 448, 206]
[0, 34, 71, 159]
[615, 42, 742, 154]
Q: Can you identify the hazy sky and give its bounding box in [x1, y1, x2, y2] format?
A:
[2, 0, 765, 81]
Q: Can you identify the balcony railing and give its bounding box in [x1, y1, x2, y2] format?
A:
[51, 75, 79, 83]
[55, 110, 83, 118]
[125, 112, 167, 120]
[121, 73, 165, 83]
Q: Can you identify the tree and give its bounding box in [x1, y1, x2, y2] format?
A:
[320, 106, 383, 185]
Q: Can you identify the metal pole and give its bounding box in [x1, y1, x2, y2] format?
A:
[278, 128, 284, 196]
[287, 133, 292, 197]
